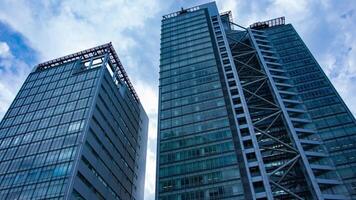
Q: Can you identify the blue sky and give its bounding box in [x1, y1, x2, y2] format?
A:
[0, 0, 355, 199]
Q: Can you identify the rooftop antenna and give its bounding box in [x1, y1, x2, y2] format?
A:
[180, 7, 187, 14]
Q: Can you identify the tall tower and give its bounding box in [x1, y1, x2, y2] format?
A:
[0, 43, 148, 200]
[156, 2, 355, 199]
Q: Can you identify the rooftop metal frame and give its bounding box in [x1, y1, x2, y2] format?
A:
[250, 17, 285, 29]
[220, 11, 233, 24]
[162, 5, 201, 19]
[36, 42, 140, 103]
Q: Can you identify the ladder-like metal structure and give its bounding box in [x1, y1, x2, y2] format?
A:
[211, 14, 347, 200]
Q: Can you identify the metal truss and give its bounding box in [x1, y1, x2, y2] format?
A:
[36, 42, 140, 103]
[212, 15, 347, 200]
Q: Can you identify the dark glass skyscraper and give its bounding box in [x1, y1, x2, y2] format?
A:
[0, 43, 148, 200]
[157, 2, 356, 200]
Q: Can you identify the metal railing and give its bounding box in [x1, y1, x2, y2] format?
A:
[162, 6, 200, 19]
[250, 17, 285, 29]
[36, 42, 140, 103]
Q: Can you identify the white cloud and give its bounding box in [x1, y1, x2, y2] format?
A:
[134, 80, 158, 199]
[144, 145, 157, 199]
[317, 2, 356, 115]
[216, 0, 237, 17]
[0, 0, 163, 61]
[0, 42, 12, 58]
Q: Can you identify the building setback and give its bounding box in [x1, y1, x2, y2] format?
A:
[156, 2, 356, 200]
[0, 43, 148, 200]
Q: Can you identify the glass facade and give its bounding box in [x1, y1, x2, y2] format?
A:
[157, 6, 246, 200]
[0, 43, 148, 200]
[264, 24, 356, 198]
[157, 2, 356, 200]
[0, 61, 94, 199]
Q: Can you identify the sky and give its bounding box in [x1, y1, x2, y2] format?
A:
[0, 0, 355, 199]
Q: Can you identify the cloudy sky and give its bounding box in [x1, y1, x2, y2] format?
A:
[0, 0, 355, 199]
